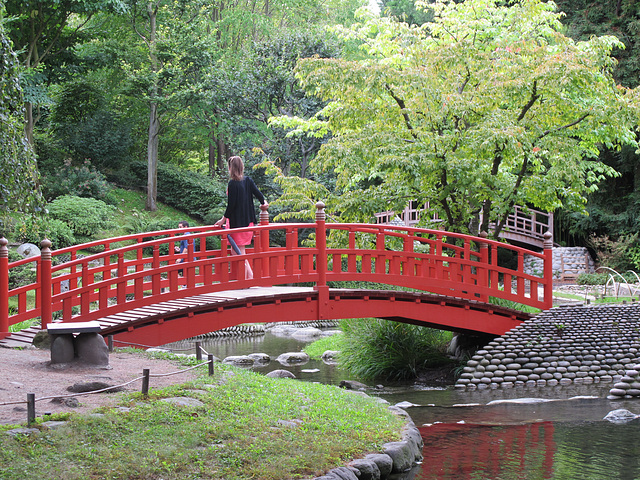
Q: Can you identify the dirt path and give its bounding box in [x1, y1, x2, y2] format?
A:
[0, 346, 200, 426]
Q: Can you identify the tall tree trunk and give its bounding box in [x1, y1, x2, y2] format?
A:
[208, 132, 217, 176]
[25, 102, 35, 146]
[146, 101, 159, 211]
[146, 1, 159, 212]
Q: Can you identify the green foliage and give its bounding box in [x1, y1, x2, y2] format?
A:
[587, 233, 639, 272]
[576, 272, 609, 286]
[128, 161, 226, 220]
[7, 250, 36, 290]
[12, 215, 76, 250]
[272, 0, 640, 238]
[42, 160, 115, 203]
[47, 195, 116, 240]
[304, 333, 345, 359]
[339, 318, 452, 380]
[379, 0, 433, 25]
[0, 18, 44, 215]
[556, 0, 640, 88]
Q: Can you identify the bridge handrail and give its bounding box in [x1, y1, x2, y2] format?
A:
[0, 202, 553, 337]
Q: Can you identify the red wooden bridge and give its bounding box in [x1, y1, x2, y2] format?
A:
[0, 203, 553, 348]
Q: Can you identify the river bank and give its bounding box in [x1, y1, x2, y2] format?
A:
[0, 347, 408, 480]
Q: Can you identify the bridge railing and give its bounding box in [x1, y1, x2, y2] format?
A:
[0, 202, 553, 337]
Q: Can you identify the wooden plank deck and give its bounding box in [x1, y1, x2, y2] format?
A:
[0, 287, 315, 348]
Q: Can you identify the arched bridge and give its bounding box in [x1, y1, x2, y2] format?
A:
[0, 203, 554, 348]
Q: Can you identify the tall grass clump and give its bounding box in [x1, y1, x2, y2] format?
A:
[339, 318, 453, 380]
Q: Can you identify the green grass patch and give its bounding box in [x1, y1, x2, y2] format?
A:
[304, 333, 345, 359]
[0, 356, 403, 480]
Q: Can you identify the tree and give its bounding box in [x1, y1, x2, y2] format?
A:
[3, 0, 126, 145]
[0, 13, 44, 220]
[270, 0, 640, 237]
[120, 0, 219, 210]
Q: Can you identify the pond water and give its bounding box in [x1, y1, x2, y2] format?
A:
[164, 331, 640, 480]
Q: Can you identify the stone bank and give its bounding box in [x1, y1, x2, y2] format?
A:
[456, 304, 640, 390]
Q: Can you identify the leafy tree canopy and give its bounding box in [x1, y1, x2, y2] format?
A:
[269, 0, 640, 236]
[0, 12, 44, 218]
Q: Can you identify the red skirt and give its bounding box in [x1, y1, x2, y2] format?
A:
[226, 220, 254, 246]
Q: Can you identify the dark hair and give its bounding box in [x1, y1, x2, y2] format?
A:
[179, 221, 189, 228]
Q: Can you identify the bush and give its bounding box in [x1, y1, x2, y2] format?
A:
[128, 161, 226, 219]
[13, 215, 76, 250]
[8, 250, 36, 289]
[338, 318, 453, 380]
[42, 160, 115, 204]
[587, 233, 639, 272]
[47, 195, 116, 240]
[577, 273, 609, 285]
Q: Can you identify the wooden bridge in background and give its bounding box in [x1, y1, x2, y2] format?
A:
[0, 203, 554, 349]
[376, 203, 553, 250]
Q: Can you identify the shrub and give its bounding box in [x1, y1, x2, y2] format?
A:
[47, 195, 116, 240]
[588, 233, 639, 272]
[128, 161, 226, 219]
[42, 160, 115, 203]
[13, 215, 76, 250]
[8, 250, 36, 289]
[338, 318, 453, 380]
[577, 273, 609, 285]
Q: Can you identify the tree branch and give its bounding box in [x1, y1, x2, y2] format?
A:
[539, 113, 590, 140]
[385, 84, 418, 139]
[517, 80, 539, 122]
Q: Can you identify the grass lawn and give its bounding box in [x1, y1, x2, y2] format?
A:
[0, 354, 404, 480]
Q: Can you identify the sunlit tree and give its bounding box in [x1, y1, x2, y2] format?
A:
[269, 0, 640, 237]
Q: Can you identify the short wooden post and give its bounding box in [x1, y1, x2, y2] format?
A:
[543, 231, 553, 309]
[0, 238, 9, 339]
[40, 239, 52, 330]
[27, 393, 36, 426]
[141, 368, 150, 395]
[107, 335, 114, 352]
[208, 354, 214, 376]
[195, 341, 202, 361]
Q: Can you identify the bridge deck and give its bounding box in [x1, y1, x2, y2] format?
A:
[0, 287, 533, 349]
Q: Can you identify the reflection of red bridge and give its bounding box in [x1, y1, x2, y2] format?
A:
[0, 203, 553, 347]
[419, 422, 555, 479]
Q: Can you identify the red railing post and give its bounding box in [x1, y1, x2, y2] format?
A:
[478, 231, 489, 303]
[543, 231, 553, 309]
[0, 238, 9, 339]
[314, 201, 329, 318]
[259, 204, 270, 278]
[40, 239, 52, 330]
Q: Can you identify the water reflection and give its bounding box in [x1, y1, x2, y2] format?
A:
[164, 331, 640, 480]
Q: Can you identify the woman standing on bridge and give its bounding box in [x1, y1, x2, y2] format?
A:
[215, 156, 268, 280]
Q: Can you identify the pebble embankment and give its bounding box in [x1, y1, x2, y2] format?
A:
[455, 304, 640, 395]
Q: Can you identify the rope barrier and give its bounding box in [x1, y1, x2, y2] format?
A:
[1, 350, 214, 426]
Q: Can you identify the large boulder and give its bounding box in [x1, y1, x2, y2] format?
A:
[17, 243, 40, 258]
[75, 333, 109, 367]
[276, 352, 309, 365]
[266, 369, 296, 379]
[604, 409, 640, 424]
[222, 355, 255, 367]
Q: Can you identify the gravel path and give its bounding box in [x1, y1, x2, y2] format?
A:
[0, 346, 200, 426]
